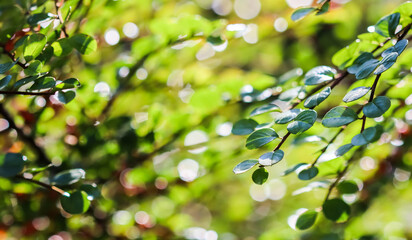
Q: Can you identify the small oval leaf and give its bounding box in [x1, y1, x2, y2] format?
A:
[0, 153, 26, 178]
[287, 109, 317, 134]
[250, 104, 280, 117]
[363, 96, 391, 118]
[322, 198, 351, 222]
[296, 210, 318, 230]
[343, 87, 370, 103]
[298, 166, 319, 180]
[259, 150, 284, 166]
[322, 106, 358, 128]
[232, 119, 258, 135]
[252, 168, 269, 185]
[60, 191, 91, 214]
[304, 87, 331, 108]
[233, 160, 258, 174]
[51, 168, 86, 186]
[246, 128, 279, 149]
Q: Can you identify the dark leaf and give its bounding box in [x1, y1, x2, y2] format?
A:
[246, 128, 279, 149]
[232, 119, 258, 135]
[258, 150, 284, 166]
[322, 106, 358, 128]
[252, 168, 269, 185]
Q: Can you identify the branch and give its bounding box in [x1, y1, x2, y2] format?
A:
[0, 103, 51, 165]
[15, 175, 66, 195]
[2, 48, 27, 69]
[0, 90, 54, 96]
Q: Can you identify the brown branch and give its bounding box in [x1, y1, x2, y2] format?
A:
[273, 132, 291, 151]
[15, 175, 65, 195]
[0, 91, 54, 96]
[2, 49, 27, 69]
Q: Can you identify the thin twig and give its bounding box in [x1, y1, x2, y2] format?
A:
[0, 91, 54, 96]
[274, 132, 291, 151]
[15, 175, 65, 195]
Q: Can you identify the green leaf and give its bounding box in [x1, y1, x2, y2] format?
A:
[283, 163, 309, 176]
[24, 164, 52, 174]
[291, 7, 316, 21]
[232, 119, 258, 135]
[24, 60, 43, 75]
[347, 52, 374, 74]
[351, 125, 383, 146]
[332, 42, 360, 69]
[335, 144, 353, 157]
[355, 59, 380, 80]
[246, 128, 279, 149]
[343, 87, 370, 103]
[80, 184, 101, 200]
[304, 66, 336, 85]
[51, 168, 86, 186]
[55, 78, 81, 90]
[296, 210, 318, 230]
[274, 109, 302, 124]
[69, 34, 97, 55]
[374, 52, 398, 75]
[287, 110, 317, 134]
[0, 153, 27, 178]
[252, 168, 269, 185]
[322, 106, 358, 128]
[322, 198, 351, 222]
[374, 13, 400, 37]
[13, 74, 44, 90]
[27, 13, 51, 26]
[0, 75, 12, 90]
[60, 191, 90, 214]
[250, 104, 280, 117]
[381, 39, 408, 58]
[259, 150, 284, 166]
[29, 76, 56, 90]
[304, 87, 331, 108]
[363, 96, 391, 118]
[52, 38, 74, 57]
[233, 160, 258, 174]
[298, 166, 319, 180]
[337, 180, 359, 194]
[56, 90, 76, 104]
[0, 61, 17, 74]
[279, 86, 304, 101]
[316, 1, 330, 15]
[24, 33, 47, 62]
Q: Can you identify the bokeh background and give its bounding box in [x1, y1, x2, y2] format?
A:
[1, 0, 412, 239]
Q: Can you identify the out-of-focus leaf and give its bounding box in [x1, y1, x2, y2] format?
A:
[337, 180, 359, 194]
[322, 198, 351, 222]
[51, 168, 86, 186]
[60, 191, 90, 214]
[250, 104, 280, 117]
[24, 33, 47, 61]
[296, 210, 318, 230]
[298, 166, 319, 180]
[291, 8, 316, 21]
[69, 34, 97, 55]
[0, 153, 26, 178]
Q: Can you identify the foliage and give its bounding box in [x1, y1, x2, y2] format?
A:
[0, 0, 411, 239]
